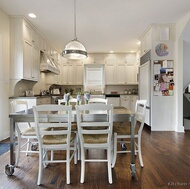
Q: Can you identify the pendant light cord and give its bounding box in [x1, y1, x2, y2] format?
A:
[74, 0, 77, 40]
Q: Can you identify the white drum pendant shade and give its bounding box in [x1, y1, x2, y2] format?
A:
[62, 39, 87, 59]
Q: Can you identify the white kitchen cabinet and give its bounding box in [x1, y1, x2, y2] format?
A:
[125, 64, 138, 84]
[83, 54, 95, 64]
[140, 29, 152, 56]
[54, 63, 62, 84]
[36, 97, 51, 105]
[116, 63, 126, 84]
[105, 63, 116, 84]
[125, 53, 136, 65]
[104, 54, 116, 64]
[75, 62, 83, 85]
[10, 17, 40, 81]
[61, 62, 75, 85]
[120, 95, 138, 111]
[120, 95, 131, 109]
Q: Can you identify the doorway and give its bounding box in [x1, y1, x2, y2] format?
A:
[0, 33, 3, 140]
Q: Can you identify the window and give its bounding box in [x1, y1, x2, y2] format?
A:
[84, 64, 105, 88]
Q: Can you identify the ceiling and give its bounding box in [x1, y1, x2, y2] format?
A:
[0, 0, 190, 54]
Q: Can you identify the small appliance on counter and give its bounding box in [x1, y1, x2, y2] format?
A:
[25, 90, 34, 97]
[52, 88, 60, 95]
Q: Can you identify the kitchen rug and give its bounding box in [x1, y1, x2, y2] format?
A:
[0, 142, 18, 156]
[0, 143, 10, 156]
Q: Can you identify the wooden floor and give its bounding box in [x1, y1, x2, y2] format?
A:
[0, 126, 190, 189]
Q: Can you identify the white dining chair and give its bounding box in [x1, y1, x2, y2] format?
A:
[33, 104, 77, 185]
[58, 99, 66, 105]
[10, 100, 39, 167]
[88, 98, 108, 104]
[112, 100, 147, 168]
[76, 104, 114, 184]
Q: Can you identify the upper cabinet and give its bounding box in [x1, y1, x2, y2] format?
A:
[140, 29, 152, 56]
[10, 17, 40, 81]
[104, 53, 138, 85]
[140, 24, 175, 58]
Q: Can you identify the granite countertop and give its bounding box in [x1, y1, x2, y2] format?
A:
[9, 95, 52, 99]
[9, 93, 138, 99]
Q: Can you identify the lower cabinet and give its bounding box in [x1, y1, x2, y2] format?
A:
[120, 95, 138, 112]
[36, 97, 51, 105]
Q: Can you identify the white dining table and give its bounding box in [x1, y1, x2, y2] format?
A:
[6, 106, 136, 177]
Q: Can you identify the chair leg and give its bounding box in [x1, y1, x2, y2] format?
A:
[66, 149, 70, 184]
[111, 133, 117, 168]
[37, 149, 43, 185]
[80, 148, 85, 183]
[50, 150, 54, 161]
[77, 134, 81, 161]
[74, 138, 77, 164]
[138, 135, 144, 167]
[26, 138, 30, 156]
[16, 134, 21, 167]
[107, 148, 113, 184]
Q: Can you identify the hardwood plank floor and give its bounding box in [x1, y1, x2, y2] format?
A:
[0, 126, 190, 189]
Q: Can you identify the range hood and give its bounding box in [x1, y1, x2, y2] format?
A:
[40, 52, 60, 75]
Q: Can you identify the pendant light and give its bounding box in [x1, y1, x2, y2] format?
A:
[62, 0, 87, 59]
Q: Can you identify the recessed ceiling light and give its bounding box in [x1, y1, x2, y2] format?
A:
[137, 41, 141, 45]
[110, 51, 114, 53]
[28, 13, 36, 18]
[130, 51, 135, 53]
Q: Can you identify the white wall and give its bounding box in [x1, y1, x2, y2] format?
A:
[175, 12, 190, 132]
[0, 9, 10, 140]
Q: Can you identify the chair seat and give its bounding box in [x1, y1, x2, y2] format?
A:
[113, 125, 139, 135]
[71, 123, 77, 131]
[42, 132, 76, 145]
[21, 127, 36, 136]
[83, 134, 108, 144]
[22, 127, 51, 136]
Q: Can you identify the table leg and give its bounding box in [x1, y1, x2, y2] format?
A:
[130, 115, 136, 177]
[5, 118, 15, 176]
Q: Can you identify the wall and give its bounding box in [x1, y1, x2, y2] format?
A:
[176, 12, 190, 132]
[0, 9, 10, 140]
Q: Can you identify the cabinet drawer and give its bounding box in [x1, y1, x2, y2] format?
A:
[37, 97, 51, 105]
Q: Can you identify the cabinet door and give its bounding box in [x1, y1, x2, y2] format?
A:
[120, 95, 131, 109]
[116, 63, 126, 84]
[32, 31, 40, 49]
[23, 40, 32, 79]
[105, 64, 115, 84]
[23, 22, 32, 42]
[62, 64, 68, 85]
[83, 54, 95, 64]
[104, 53, 116, 64]
[67, 64, 75, 84]
[32, 46, 40, 80]
[75, 63, 83, 85]
[125, 54, 136, 65]
[125, 65, 136, 84]
[54, 63, 61, 84]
